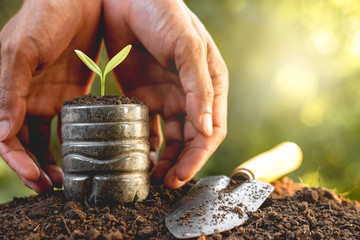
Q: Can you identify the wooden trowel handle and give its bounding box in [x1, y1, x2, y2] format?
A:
[231, 142, 302, 183]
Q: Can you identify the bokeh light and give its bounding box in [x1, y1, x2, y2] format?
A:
[1, 0, 360, 202]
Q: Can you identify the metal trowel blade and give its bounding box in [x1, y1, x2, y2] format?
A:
[165, 175, 274, 239]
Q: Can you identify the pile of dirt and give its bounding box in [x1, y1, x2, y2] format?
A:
[62, 94, 144, 106]
[0, 178, 359, 239]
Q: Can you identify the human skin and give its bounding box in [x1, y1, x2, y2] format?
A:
[0, 0, 103, 193]
[0, 0, 228, 192]
[103, 0, 228, 189]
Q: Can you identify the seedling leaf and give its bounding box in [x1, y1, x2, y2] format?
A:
[103, 45, 132, 80]
[74, 50, 102, 77]
[74, 45, 132, 96]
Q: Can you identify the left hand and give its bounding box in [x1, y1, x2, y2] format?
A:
[103, 0, 228, 188]
[0, 0, 103, 193]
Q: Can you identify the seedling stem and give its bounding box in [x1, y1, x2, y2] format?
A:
[75, 45, 132, 96]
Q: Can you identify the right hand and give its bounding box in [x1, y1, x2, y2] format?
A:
[0, 0, 103, 193]
[103, 0, 228, 189]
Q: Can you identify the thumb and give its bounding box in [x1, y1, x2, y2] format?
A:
[0, 43, 32, 141]
[0, 97, 26, 142]
[175, 30, 214, 136]
[0, 43, 41, 183]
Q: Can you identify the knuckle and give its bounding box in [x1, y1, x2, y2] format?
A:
[177, 29, 205, 59]
[193, 40, 205, 57]
[211, 55, 228, 76]
[203, 87, 214, 102]
[218, 125, 227, 142]
[2, 40, 29, 63]
[212, 71, 229, 96]
[187, 35, 205, 58]
[2, 35, 37, 64]
[221, 64, 229, 81]
[2, 41, 19, 56]
[215, 124, 227, 144]
[214, 80, 228, 97]
[211, 65, 229, 85]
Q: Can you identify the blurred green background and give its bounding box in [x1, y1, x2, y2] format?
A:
[1, 0, 360, 203]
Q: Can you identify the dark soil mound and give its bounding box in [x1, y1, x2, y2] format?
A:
[63, 94, 144, 106]
[0, 178, 359, 240]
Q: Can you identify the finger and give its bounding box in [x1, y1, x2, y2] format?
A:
[148, 113, 163, 166]
[169, 82, 227, 186]
[150, 116, 184, 180]
[104, 0, 214, 136]
[16, 124, 55, 193]
[174, 28, 214, 137]
[185, 7, 229, 131]
[0, 41, 33, 142]
[164, 121, 225, 189]
[165, 44, 228, 188]
[20, 169, 53, 194]
[0, 137, 40, 182]
[163, 164, 186, 189]
[43, 165, 63, 187]
[169, 7, 228, 188]
[28, 116, 63, 187]
[15, 119, 54, 194]
[24, 148, 54, 193]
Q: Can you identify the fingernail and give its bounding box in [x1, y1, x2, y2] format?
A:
[0, 120, 10, 141]
[149, 151, 158, 164]
[165, 173, 176, 187]
[201, 113, 213, 136]
[49, 166, 64, 184]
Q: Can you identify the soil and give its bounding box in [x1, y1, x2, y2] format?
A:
[0, 178, 359, 240]
[62, 94, 144, 106]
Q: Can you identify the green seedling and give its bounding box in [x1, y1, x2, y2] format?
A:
[75, 45, 132, 96]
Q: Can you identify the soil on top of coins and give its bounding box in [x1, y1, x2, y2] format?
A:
[62, 94, 145, 106]
[0, 177, 359, 240]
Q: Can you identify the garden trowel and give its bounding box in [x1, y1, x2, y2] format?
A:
[165, 142, 302, 239]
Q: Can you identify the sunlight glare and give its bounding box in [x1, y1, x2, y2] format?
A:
[311, 28, 338, 55]
[225, 0, 247, 12]
[275, 65, 318, 103]
[349, 29, 360, 56]
[300, 98, 326, 126]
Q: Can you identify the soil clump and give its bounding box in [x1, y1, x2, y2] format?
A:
[62, 94, 144, 106]
[0, 178, 359, 239]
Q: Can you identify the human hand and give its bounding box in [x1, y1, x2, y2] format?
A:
[103, 0, 228, 188]
[0, 0, 103, 193]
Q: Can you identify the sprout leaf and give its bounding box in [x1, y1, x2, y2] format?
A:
[74, 45, 131, 96]
[103, 45, 132, 81]
[74, 50, 102, 77]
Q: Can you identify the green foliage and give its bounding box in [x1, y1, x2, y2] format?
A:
[0, 159, 35, 203]
[2, 0, 360, 202]
[75, 45, 131, 96]
[74, 50, 102, 77]
[103, 45, 132, 83]
[188, 0, 360, 200]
